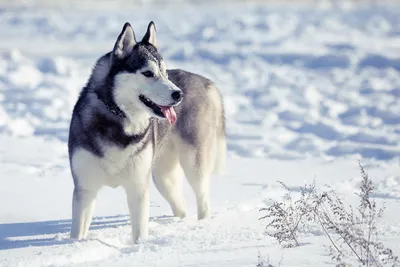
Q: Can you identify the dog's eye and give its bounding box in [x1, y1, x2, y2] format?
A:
[142, 71, 155, 78]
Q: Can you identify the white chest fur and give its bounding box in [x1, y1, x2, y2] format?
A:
[71, 140, 153, 190]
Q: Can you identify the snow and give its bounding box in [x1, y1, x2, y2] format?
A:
[0, 1, 399, 266]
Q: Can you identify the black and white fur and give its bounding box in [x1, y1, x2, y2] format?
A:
[68, 21, 226, 243]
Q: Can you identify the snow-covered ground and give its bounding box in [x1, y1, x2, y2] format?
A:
[0, 1, 399, 266]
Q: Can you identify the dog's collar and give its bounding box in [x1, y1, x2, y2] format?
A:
[105, 102, 126, 118]
[94, 89, 126, 118]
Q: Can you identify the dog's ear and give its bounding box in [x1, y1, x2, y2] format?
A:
[111, 22, 136, 63]
[142, 21, 157, 48]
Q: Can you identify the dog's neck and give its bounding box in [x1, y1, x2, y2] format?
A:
[94, 88, 126, 118]
[95, 90, 151, 136]
[122, 108, 151, 136]
[104, 100, 126, 118]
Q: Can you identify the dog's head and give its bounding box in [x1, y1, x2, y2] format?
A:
[109, 22, 182, 124]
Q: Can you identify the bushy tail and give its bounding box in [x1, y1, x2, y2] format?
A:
[213, 136, 226, 177]
[210, 85, 226, 177]
[213, 94, 226, 177]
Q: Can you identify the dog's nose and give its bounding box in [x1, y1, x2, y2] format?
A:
[171, 90, 183, 101]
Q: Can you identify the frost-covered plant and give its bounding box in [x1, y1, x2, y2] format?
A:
[259, 162, 399, 267]
[320, 163, 399, 267]
[256, 250, 284, 267]
[259, 181, 323, 248]
[256, 251, 275, 267]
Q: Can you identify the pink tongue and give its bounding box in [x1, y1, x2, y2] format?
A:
[159, 106, 177, 124]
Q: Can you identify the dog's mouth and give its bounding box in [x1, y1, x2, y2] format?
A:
[139, 94, 177, 124]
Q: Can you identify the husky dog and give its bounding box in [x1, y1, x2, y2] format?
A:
[68, 21, 226, 243]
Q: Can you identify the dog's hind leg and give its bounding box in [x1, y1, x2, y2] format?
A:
[153, 141, 187, 218]
[71, 187, 98, 240]
[179, 144, 213, 220]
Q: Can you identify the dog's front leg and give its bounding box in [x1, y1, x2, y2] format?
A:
[71, 187, 98, 240]
[123, 177, 150, 243]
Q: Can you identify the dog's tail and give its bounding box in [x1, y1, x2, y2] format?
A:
[213, 94, 226, 177]
[213, 135, 226, 177]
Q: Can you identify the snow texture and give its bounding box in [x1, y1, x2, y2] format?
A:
[0, 1, 399, 266]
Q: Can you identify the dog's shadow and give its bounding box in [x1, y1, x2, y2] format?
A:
[0, 215, 130, 250]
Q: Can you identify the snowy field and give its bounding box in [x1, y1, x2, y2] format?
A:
[0, 1, 399, 266]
